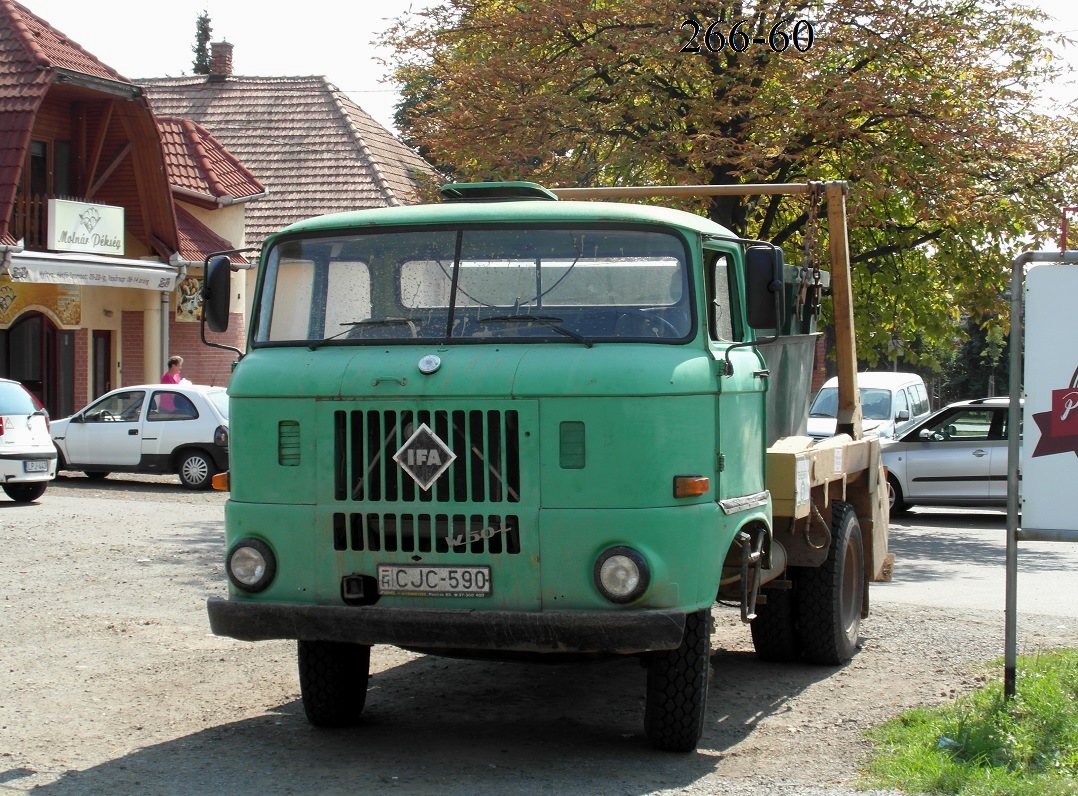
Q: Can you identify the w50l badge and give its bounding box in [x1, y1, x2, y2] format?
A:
[392, 422, 456, 491]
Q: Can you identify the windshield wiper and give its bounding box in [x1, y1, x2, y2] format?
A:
[476, 315, 593, 348]
[308, 318, 417, 350]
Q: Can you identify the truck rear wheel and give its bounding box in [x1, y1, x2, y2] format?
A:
[298, 640, 371, 727]
[644, 608, 711, 752]
[796, 502, 864, 665]
[750, 580, 802, 662]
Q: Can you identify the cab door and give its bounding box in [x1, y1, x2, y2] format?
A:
[707, 249, 767, 502]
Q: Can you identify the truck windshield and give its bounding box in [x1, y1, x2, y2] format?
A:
[253, 227, 692, 345]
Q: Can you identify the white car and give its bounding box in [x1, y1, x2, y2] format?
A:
[0, 378, 57, 502]
[51, 384, 229, 489]
[808, 371, 932, 441]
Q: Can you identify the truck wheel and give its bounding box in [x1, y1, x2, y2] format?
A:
[2, 482, 47, 502]
[887, 475, 909, 516]
[298, 640, 371, 727]
[796, 502, 864, 665]
[177, 451, 215, 489]
[644, 609, 711, 752]
[750, 580, 802, 662]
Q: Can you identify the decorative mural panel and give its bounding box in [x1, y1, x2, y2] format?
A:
[176, 276, 203, 322]
[0, 277, 82, 328]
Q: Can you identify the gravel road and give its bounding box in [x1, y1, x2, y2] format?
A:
[2, 475, 1075, 795]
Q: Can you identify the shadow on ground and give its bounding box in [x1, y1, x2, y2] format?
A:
[25, 642, 844, 795]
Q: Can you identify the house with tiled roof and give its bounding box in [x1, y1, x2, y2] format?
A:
[139, 42, 438, 250]
[0, 1, 263, 414]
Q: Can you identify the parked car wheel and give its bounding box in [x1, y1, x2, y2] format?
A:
[3, 482, 47, 502]
[178, 450, 215, 489]
[887, 474, 909, 516]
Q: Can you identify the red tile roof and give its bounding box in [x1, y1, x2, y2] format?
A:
[157, 116, 265, 207]
[1, 0, 129, 82]
[0, 0, 180, 256]
[140, 75, 439, 246]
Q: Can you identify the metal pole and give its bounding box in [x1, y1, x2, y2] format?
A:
[1005, 254, 1026, 699]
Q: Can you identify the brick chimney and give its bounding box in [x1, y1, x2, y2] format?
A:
[209, 41, 233, 77]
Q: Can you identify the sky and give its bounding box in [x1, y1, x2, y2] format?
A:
[21, 0, 1078, 137]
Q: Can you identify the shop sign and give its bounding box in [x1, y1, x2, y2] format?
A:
[1021, 264, 1078, 531]
[47, 199, 124, 256]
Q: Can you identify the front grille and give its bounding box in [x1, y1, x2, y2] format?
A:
[334, 408, 520, 504]
[332, 512, 521, 555]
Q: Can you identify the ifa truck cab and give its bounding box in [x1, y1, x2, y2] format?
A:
[202, 181, 890, 752]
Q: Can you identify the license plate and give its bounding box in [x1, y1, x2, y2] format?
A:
[23, 460, 49, 473]
[377, 564, 491, 597]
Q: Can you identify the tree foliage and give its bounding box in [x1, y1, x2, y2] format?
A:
[383, 0, 1078, 366]
[192, 11, 212, 75]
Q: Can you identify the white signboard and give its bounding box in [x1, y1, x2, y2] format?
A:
[1021, 264, 1078, 531]
[47, 199, 124, 256]
[8, 253, 178, 292]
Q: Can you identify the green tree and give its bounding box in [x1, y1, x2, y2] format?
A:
[382, 0, 1078, 365]
[192, 11, 212, 75]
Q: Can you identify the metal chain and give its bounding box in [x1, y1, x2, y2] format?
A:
[803, 182, 823, 322]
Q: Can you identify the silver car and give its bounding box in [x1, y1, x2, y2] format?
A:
[881, 397, 1014, 514]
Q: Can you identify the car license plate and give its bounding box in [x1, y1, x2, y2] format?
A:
[377, 564, 491, 597]
[23, 460, 48, 473]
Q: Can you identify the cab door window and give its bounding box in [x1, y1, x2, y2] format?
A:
[707, 251, 741, 342]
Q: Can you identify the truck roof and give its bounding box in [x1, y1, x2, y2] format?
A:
[276, 193, 737, 241]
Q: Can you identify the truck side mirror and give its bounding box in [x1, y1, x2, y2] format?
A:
[203, 255, 232, 333]
[745, 246, 785, 331]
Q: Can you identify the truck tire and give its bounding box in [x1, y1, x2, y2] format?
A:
[644, 609, 711, 752]
[750, 580, 802, 662]
[298, 640, 371, 727]
[796, 502, 864, 665]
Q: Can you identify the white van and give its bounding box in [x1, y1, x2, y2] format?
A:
[807, 372, 931, 441]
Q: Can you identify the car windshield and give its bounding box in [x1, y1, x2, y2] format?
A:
[0, 382, 39, 414]
[810, 387, 893, 421]
[253, 227, 693, 346]
[207, 391, 229, 419]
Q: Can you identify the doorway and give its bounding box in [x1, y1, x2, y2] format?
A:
[92, 330, 112, 400]
[0, 311, 74, 417]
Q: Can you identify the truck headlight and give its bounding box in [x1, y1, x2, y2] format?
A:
[227, 538, 276, 592]
[594, 546, 649, 604]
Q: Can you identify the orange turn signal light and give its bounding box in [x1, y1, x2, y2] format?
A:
[212, 471, 230, 491]
[673, 475, 710, 498]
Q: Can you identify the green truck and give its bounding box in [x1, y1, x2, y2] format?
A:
[202, 180, 890, 752]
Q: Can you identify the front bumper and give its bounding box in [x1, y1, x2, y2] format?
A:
[207, 598, 687, 654]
